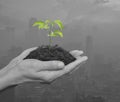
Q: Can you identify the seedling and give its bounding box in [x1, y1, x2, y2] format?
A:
[32, 19, 64, 47]
[24, 19, 76, 65]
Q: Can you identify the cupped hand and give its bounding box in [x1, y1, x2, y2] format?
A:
[4, 47, 88, 86]
[36, 50, 88, 83]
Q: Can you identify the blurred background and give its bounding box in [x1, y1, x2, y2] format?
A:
[0, 0, 120, 102]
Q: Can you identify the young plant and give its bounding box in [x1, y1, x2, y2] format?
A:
[32, 19, 64, 47]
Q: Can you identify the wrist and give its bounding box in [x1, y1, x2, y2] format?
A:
[0, 68, 13, 90]
[0, 66, 19, 90]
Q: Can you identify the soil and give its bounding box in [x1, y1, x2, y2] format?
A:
[24, 45, 76, 65]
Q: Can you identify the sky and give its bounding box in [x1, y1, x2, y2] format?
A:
[102, 0, 120, 9]
[0, 0, 65, 22]
[0, 0, 120, 22]
[0, 0, 120, 58]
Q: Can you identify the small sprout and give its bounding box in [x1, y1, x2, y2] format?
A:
[54, 20, 64, 31]
[32, 19, 64, 47]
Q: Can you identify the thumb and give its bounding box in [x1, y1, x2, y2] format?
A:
[18, 47, 38, 60]
[41, 61, 65, 71]
[8, 47, 38, 67]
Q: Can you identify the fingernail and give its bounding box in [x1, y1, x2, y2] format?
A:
[80, 51, 84, 54]
[58, 62, 64, 68]
[83, 56, 88, 61]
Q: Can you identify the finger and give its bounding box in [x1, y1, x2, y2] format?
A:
[17, 47, 38, 60]
[33, 60, 65, 71]
[69, 55, 88, 74]
[36, 56, 88, 81]
[9, 47, 38, 66]
[61, 56, 88, 73]
[69, 61, 86, 74]
[70, 50, 84, 58]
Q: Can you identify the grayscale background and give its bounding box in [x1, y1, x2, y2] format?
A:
[0, 0, 120, 102]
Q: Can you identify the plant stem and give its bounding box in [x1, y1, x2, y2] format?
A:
[49, 36, 52, 47]
[48, 24, 53, 47]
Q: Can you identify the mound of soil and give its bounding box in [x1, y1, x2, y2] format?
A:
[24, 45, 76, 65]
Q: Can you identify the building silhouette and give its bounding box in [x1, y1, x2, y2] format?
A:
[85, 35, 94, 78]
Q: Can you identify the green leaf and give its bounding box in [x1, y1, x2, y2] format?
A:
[44, 24, 50, 29]
[38, 24, 45, 29]
[51, 22, 55, 27]
[48, 32, 57, 37]
[54, 20, 64, 30]
[32, 21, 45, 27]
[53, 30, 63, 37]
[45, 20, 51, 24]
[38, 25, 43, 29]
[45, 20, 55, 28]
[33, 21, 50, 30]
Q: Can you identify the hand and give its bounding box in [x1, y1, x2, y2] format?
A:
[38, 50, 88, 82]
[0, 47, 88, 90]
[1, 47, 64, 84]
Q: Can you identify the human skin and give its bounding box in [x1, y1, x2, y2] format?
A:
[0, 47, 88, 91]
